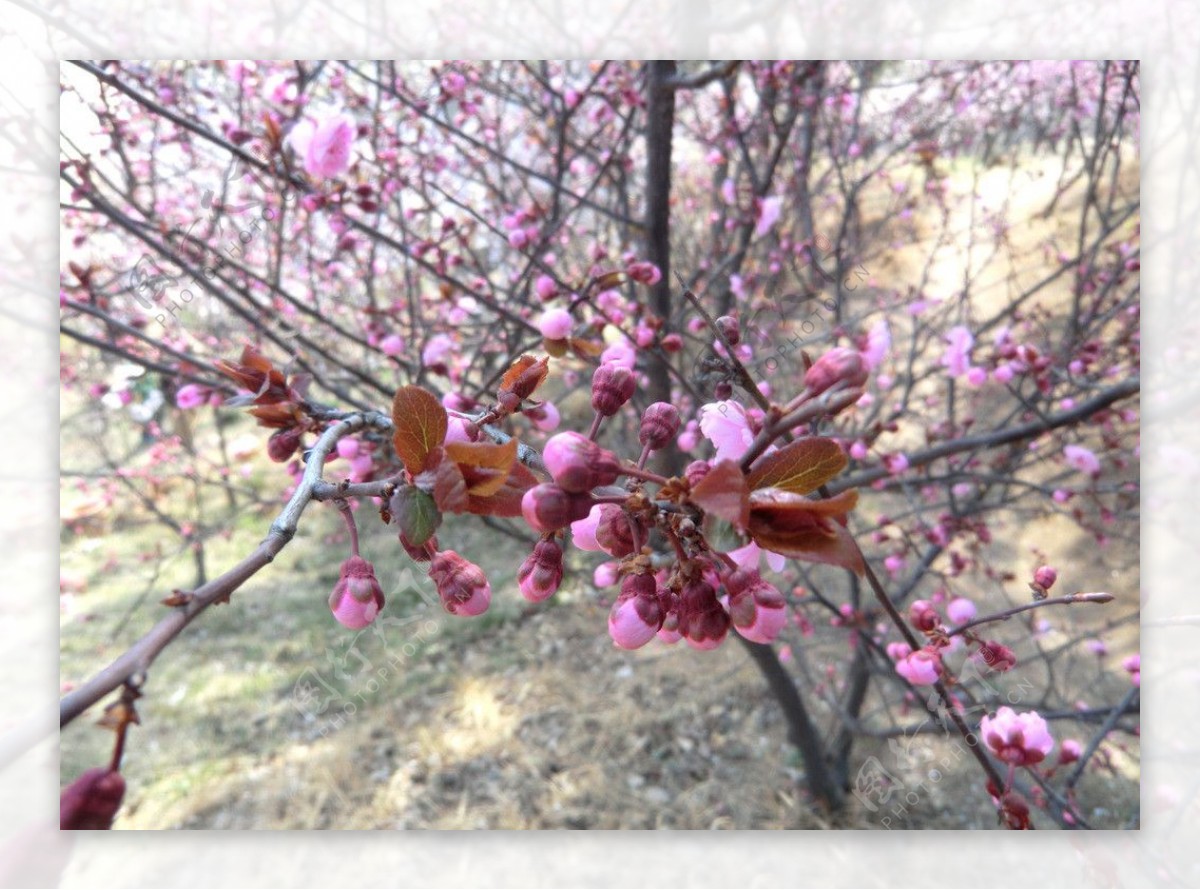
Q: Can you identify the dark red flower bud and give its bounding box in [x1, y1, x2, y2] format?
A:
[595, 505, 643, 558]
[677, 579, 730, 650]
[517, 538, 564, 602]
[60, 767, 126, 830]
[542, 432, 622, 493]
[715, 315, 741, 346]
[639, 402, 681, 450]
[713, 380, 733, 401]
[591, 363, 637, 416]
[908, 599, 941, 633]
[521, 483, 594, 533]
[329, 555, 386, 629]
[267, 427, 303, 462]
[1033, 565, 1057, 590]
[429, 549, 491, 616]
[977, 640, 1017, 672]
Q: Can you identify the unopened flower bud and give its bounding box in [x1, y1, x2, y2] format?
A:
[724, 568, 788, 644]
[521, 483, 594, 532]
[685, 460, 712, 488]
[715, 315, 740, 346]
[976, 640, 1017, 672]
[639, 402, 681, 450]
[60, 767, 126, 830]
[677, 579, 730, 650]
[517, 538, 564, 602]
[267, 427, 303, 462]
[1034, 565, 1057, 590]
[713, 380, 733, 401]
[660, 332, 683, 353]
[328, 555, 386, 629]
[542, 432, 621, 493]
[595, 505, 643, 557]
[895, 648, 942, 685]
[429, 549, 491, 616]
[908, 599, 941, 633]
[591, 363, 636, 416]
[1058, 738, 1082, 765]
[608, 573, 664, 649]
[804, 347, 869, 396]
[626, 261, 661, 285]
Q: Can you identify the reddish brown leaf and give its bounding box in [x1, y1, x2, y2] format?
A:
[466, 461, 538, 517]
[445, 438, 519, 498]
[746, 489, 863, 575]
[746, 437, 848, 494]
[426, 458, 468, 513]
[749, 521, 865, 575]
[392, 385, 448, 475]
[498, 355, 550, 402]
[690, 459, 750, 529]
[215, 345, 292, 404]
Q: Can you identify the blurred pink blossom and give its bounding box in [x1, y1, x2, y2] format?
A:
[699, 401, 754, 462]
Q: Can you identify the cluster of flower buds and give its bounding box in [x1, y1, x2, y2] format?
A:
[328, 555, 386, 629]
[604, 563, 794, 652]
[889, 595, 1019, 684]
[541, 432, 622, 493]
[517, 537, 564, 602]
[428, 549, 491, 616]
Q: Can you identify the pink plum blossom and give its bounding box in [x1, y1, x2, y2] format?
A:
[175, 384, 207, 409]
[422, 334, 454, 367]
[537, 307, 573, 340]
[862, 319, 890, 370]
[293, 112, 356, 179]
[1064, 444, 1101, 476]
[534, 274, 557, 301]
[754, 195, 783, 237]
[379, 333, 405, 356]
[941, 325, 974, 377]
[946, 596, 977, 625]
[699, 401, 754, 461]
[980, 706, 1054, 766]
[896, 648, 941, 685]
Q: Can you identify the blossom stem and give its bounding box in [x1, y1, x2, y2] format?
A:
[621, 464, 669, 486]
[334, 498, 359, 556]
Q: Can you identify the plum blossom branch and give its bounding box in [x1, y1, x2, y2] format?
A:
[60, 411, 392, 727]
[946, 592, 1115, 637]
